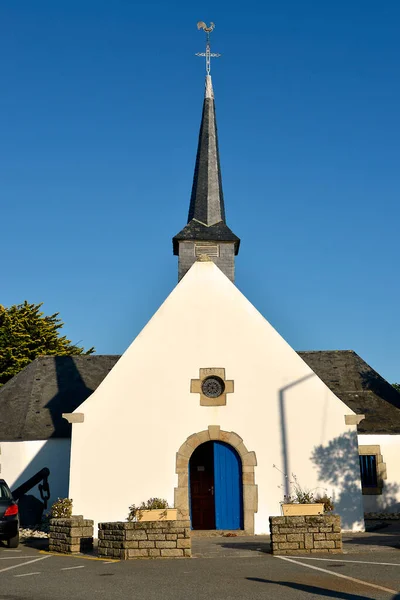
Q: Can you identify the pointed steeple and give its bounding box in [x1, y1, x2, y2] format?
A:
[188, 75, 225, 225]
[173, 75, 240, 282]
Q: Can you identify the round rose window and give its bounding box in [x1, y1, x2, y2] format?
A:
[201, 376, 225, 398]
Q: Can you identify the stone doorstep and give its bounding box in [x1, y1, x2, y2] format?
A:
[190, 529, 249, 538]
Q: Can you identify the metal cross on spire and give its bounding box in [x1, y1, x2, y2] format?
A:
[196, 21, 221, 75]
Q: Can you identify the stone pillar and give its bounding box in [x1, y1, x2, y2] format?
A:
[49, 516, 94, 554]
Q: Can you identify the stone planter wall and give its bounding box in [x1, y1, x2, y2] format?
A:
[98, 520, 191, 560]
[49, 516, 94, 554]
[269, 515, 342, 555]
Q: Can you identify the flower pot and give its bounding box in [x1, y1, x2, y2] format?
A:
[282, 503, 324, 516]
[137, 509, 178, 522]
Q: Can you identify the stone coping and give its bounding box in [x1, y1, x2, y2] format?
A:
[98, 520, 190, 529]
[50, 517, 94, 526]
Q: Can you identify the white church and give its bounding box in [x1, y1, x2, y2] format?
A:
[1, 61, 400, 535]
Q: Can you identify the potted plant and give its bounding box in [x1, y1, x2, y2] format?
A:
[279, 475, 333, 516]
[127, 498, 178, 522]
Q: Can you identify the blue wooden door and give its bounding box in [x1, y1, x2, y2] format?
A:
[213, 441, 243, 530]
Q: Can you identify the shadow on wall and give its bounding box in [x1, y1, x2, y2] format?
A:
[367, 482, 400, 513]
[10, 439, 71, 500]
[46, 356, 95, 439]
[311, 431, 400, 529]
[8, 439, 71, 527]
[8, 356, 94, 523]
[278, 373, 316, 497]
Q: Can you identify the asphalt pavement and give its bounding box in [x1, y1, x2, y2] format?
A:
[0, 534, 399, 600]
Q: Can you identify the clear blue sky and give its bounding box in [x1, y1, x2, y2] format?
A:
[2, 1, 400, 382]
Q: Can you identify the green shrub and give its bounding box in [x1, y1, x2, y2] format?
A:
[50, 498, 73, 518]
[128, 498, 169, 522]
[315, 494, 335, 512]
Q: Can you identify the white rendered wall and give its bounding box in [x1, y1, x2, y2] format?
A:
[69, 261, 364, 533]
[1, 439, 71, 506]
[358, 434, 400, 513]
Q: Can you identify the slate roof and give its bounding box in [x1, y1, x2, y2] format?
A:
[0, 355, 120, 441]
[173, 75, 240, 255]
[298, 350, 400, 434]
[0, 351, 399, 441]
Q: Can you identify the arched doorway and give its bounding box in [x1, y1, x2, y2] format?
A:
[189, 441, 243, 530]
[175, 426, 258, 534]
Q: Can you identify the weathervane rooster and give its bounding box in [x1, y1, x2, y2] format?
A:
[197, 21, 215, 33]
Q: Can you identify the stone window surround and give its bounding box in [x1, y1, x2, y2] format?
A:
[190, 368, 234, 407]
[174, 426, 258, 534]
[358, 445, 387, 495]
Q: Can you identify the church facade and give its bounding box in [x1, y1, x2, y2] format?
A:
[66, 73, 365, 534]
[1, 71, 400, 535]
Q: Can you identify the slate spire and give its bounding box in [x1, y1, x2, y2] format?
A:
[188, 75, 225, 225]
[173, 75, 240, 282]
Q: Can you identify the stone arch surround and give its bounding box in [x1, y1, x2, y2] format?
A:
[174, 426, 258, 534]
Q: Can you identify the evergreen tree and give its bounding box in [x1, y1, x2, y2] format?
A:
[393, 383, 400, 393]
[0, 301, 94, 387]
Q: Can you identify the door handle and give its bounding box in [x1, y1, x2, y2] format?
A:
[209, 486, 214, 496]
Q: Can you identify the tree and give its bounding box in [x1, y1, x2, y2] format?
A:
[0, 301, 94, 387]
[393, 383, 400, 393]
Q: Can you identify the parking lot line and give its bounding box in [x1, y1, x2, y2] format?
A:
[276, 556, 398, 595]
[39, 551, 119, 562]
[0, 556, 39, 560]
[61, 566, 85, 570]
[0, 556, 50, 574]
[14, 572, 41, 578]
[290, 556, 400, 567]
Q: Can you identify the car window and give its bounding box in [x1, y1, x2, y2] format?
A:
[0, 483, 12, 500]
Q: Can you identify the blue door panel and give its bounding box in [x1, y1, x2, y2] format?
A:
[213, 441, 243, 530]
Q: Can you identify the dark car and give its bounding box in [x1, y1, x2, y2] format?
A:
[0, 479, 19, 548]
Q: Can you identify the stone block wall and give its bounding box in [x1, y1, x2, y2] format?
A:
[49, 516, 94, 553]
[365, 512, 400, 520]
[98, 520, 191, 560]
[269, 515, 342, 555]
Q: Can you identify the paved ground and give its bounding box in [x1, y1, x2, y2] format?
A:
[0, 528, 399, 600]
